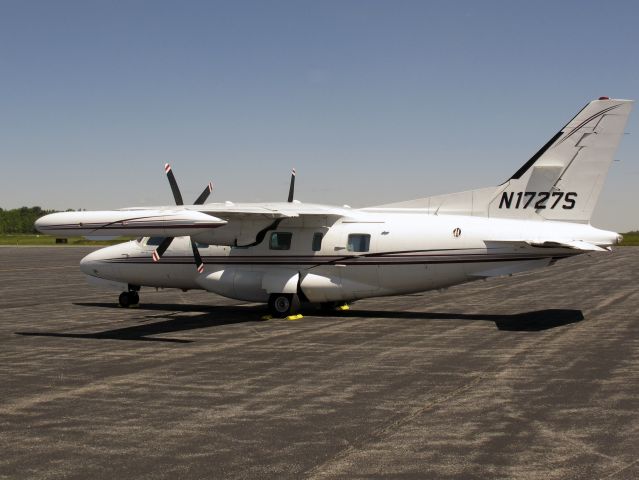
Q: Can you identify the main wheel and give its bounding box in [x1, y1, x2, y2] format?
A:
[268, 294, 300, 318]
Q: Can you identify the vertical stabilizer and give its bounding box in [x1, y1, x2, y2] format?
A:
[488, 98, 633, 222]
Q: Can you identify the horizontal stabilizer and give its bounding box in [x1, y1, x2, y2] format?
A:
[487, 239, 610, 252]
[525, 240, 609, 252]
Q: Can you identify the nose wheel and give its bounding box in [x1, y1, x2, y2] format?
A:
[118, 291, 140, 308]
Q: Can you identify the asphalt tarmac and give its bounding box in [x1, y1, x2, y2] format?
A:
[1, 246, 638, 479]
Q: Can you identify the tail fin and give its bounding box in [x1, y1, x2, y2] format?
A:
[489, 97, 633, 222]
[371, 97, 633, 223]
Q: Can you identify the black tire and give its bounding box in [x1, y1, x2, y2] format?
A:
[119, 292, 131, 308]
[268, 294, 300, 318]
[119, 291, 139, 308]
[129, 291, 140, 305]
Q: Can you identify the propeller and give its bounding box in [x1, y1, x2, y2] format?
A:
[153, 165, 296, 268]
[164, 163, 184, 206]
[288, 168, 296, 203]
[152, 164, 212, 273]
[194, 181, 214, 205]
[191, 240, 205, 274]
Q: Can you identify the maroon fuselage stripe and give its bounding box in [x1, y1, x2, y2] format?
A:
[101, 251, 578, 267]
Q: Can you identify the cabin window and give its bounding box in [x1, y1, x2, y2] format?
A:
[312, 232, 323, 251]
[347, 234, 370, 252]
[146, 237, 165, 246]
[269, 232, 292, 250]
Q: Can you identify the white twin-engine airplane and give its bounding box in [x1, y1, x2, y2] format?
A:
[36, 97, 633, 317]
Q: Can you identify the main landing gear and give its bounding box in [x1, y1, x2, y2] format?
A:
[118, 285, 140, 308]
[268, 293, 301, 318]
[266, 295, 351, 318]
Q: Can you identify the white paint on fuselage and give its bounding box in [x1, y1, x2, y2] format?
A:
[80, 210, 618, 303]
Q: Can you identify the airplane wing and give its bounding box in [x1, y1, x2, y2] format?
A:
[35, 163, 357, 245]
[34, 209, 228, 238]
[35, 202, 353, 246]
[117, 199, 352, 215]
[151, 202, 352, 220]
[152, 202, 354, 247]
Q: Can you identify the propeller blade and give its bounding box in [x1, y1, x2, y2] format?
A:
[287, 168, 296, 203]
[152, 236, 174, 262]
[191, 239, 205, 273]
[164, 163, 184, 205]
[193, 181, 213, 205]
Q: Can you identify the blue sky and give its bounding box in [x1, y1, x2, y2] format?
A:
[1, 0, 638, 230]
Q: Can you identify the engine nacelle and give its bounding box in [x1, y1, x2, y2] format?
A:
[196, 267, 300, 302]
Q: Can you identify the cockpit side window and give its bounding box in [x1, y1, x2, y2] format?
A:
[312, 232, 323, 251]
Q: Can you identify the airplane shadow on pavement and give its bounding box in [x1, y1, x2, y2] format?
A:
[15, 304, 584, 343]
[332, 308, 585, 332]
[15, 303, 266, 343]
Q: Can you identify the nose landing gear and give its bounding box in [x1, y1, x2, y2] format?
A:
[118, 285, 140, 308]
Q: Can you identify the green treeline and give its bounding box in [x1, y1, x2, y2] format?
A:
[0, 207, 58, 234]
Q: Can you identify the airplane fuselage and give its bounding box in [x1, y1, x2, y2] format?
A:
[80, 209, 619, 304]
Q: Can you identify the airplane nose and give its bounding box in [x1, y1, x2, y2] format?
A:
[80, 249, 103, 276]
